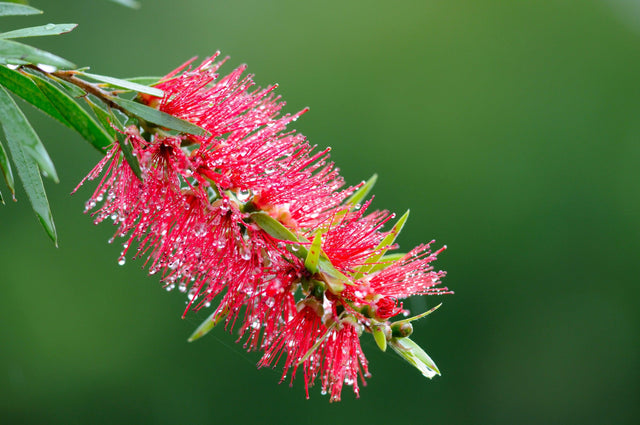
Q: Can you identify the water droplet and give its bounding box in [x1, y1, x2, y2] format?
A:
[236, 189, 251, 202]
[265, 297, 275, 308]
[44, 23, 56, 30]
[118, 257, 126, 266]
[36, 64, 57, 73]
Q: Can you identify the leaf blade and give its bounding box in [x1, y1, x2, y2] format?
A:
[109, 96, 208, 136]
[345, 174, 377, 206]
[187, 305, 230, 342]
[31, 74, 113, 152]
[0, 3, 41, 16]
[0, 138, 15, 196]
[389, 337, 440, 379]
[0, 39, 75, 69]
[0, 90, 56, 244]
[80, 72, 163, 97]
[106, 0, 141, 9]
[304, 231, 322, 274]
[0, 23, 77, 39]
[355, 210, 410, 278]
[0, 85, 58, 182]
[0, 65, 70, 126]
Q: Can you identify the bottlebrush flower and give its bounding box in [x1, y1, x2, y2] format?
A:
[77, 52, 451, 401]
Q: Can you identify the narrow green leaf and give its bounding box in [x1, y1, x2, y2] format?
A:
[0, 23, 77, 39]
[188, 305, 229, 342]
[0, 39, 74, 69]
[80, 72, 164, 97]
[84, 97, 117, 138]
[345, 174, 377, 206]
[304, 231, 322, 274]
[0, 65, 69, 125]
[0, 111, 57, 242]
[392, 303, 442, 327]
[114, 128, 142, 180]
[317, 257, 349, 293]
[109, 96, 208, 136]
[0, 2, 41, 16]
[46, 74, 86, 98]
[0, 139, 15, 196]
[355, 210, 410, 279]
[106, 0, 141, 9]
[372, 324, 388, 352]
[250, 211, 303, 244]
[31, 74, 113, 152]
[368, 253, 406, 273]
[0, 85, 58, 182]
[389, 337, 440, 379]
[250, 211, 350, 293]
[125, 76, 161, 86]
[0, 187, 3, 203]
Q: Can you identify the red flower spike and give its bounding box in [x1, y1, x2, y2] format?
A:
[76, 53, 452, 401]
[319, 322, 370, 402]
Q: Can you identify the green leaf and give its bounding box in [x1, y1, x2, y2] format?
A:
[0, 39, 74, 69]
[0, 2, 41, 16]
[249, 211, 350, 293]
[392, 303, 442, 327]
[31, 74, 113, 152]
[0, 138, 15, 197]
[0, 23, 77, 39]
[251, 212, 346, 290]
[98, 105, 141, 180]
[0, 93, 56, 244]
[368, 253, 406, 273]
[372, 324, 388, 352]
[125, 76, 161, 86]
[317, 257, 349, 293]
[114, 127, 142, 181]
[0, 65, 70, 125]
[80, 72, 164, 97]
[355, 210, 410, 279]
[0, 85, 58, 182]
[84, 96, 117, 138]
[249, 211, 303, 244]
[106, 0, 141, 9]
[345, 174, 377, 206]
[109, 96, 208, 136]
[304, 231, 322, 274]
[389, 337, 440, 379]
[187, 305, 229, 342]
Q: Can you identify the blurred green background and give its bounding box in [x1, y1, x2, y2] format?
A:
[1, 0, 639, 423]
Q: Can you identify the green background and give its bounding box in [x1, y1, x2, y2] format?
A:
[1, 0, 638, 423]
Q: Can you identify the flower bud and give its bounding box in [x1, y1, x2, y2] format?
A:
[391, 321, 413, 338]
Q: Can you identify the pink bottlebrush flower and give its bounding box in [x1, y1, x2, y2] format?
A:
[77, 52, 451, 402]
[258, 302, 327, 398]
[316, 200, 394, 273]
[366, 243, 450, 299]
[319, 321, 370, 402]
